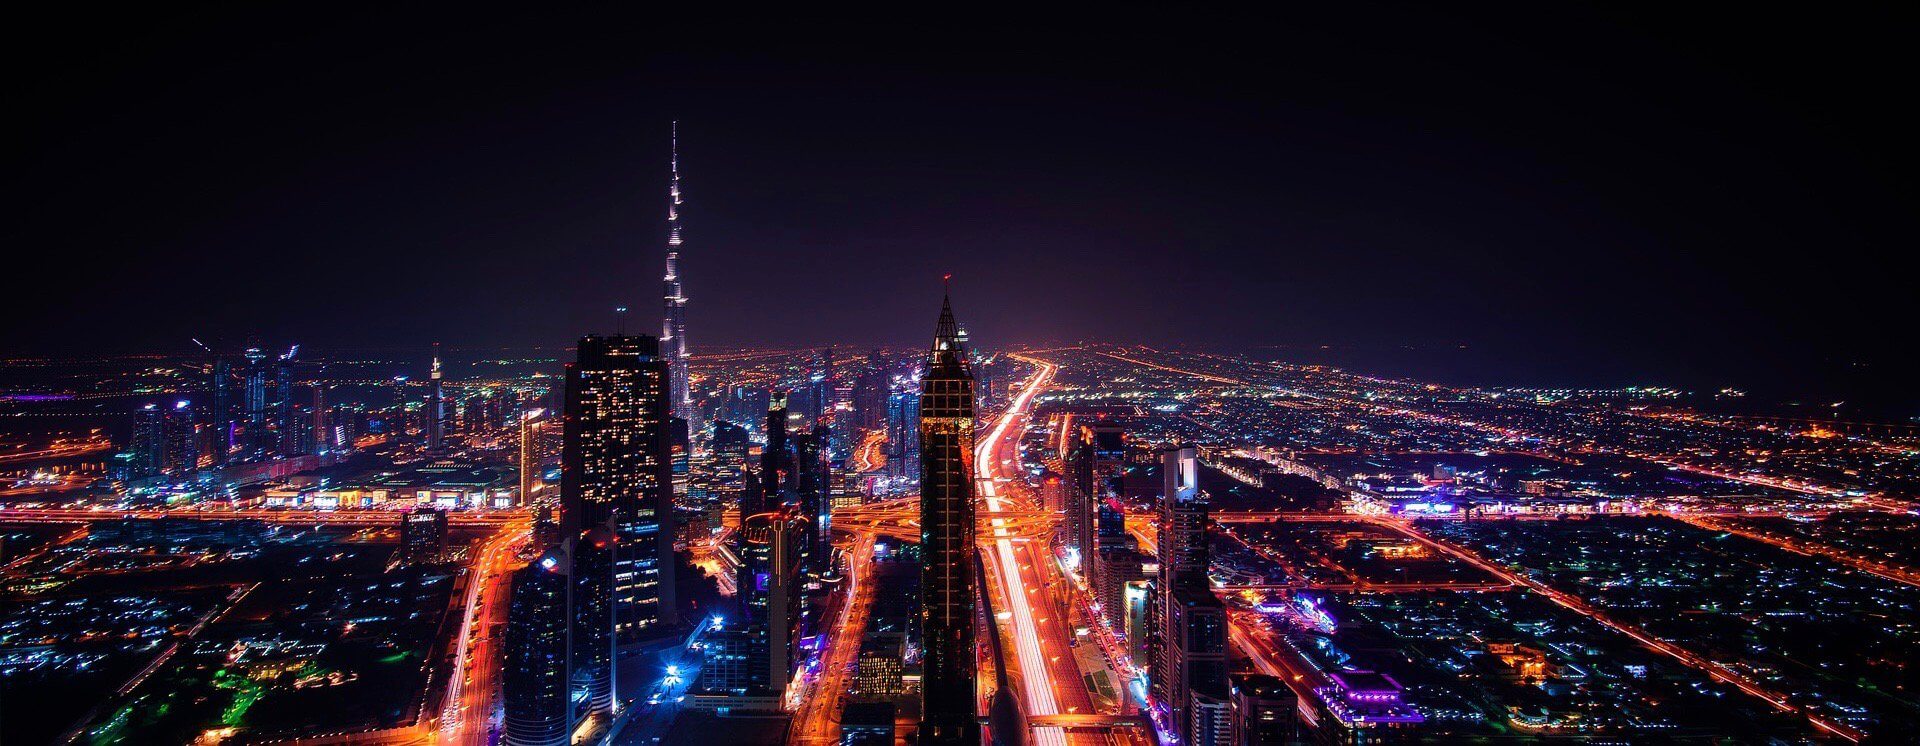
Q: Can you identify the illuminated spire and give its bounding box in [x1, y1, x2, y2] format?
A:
[667, 120, 683, 247]
[662, 121, 693, 423]
[929, 276, 969, 378]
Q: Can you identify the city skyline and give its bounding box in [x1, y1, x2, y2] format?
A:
[5, 8, 1920, 746]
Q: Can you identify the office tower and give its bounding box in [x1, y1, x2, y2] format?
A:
[796, 424, 830, 572]
[917, 291, 978, 745]
[799, 348, 831, 425]
[852, 362, 888, 431]
[1096, 541, 1149, 631]
[562, 334, 678, 720]
[1229, 674, 1296, 746]
[1152, 446, 1227, 742]
[1123, 579, 1153, 669]
[208, 355, 231, 466]
[274, 346, 300, 457]
[428, 343, 445, 451]
[400, 507, 449, 565]
[763, 508, 805, 698]
[129, 403, 165, 480]
[661, 122, 693, 425]
[762, 393, 791, 496]
[570, 525, 617, 718]
[1156, 447, 1208, 589]
[503, 544, 573, 746]
[711, 419, 749, 502]
[883, 388, 920, 480]
[1067, 421, 1126, 571]
[307, 384, 327, 455]
[518, 404, 559, 506]
[243, 346, 272, 458]
[162, 400, 198, 474]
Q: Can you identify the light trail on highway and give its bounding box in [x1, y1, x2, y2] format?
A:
[439, 525, 528, 745]
[977, 360, 1070, 746]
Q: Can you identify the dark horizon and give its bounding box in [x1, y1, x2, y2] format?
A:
[7, 6, 1916, 413]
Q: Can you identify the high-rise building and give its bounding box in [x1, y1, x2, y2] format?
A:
[570, 525, 617, 718]
[796, 424, 830, 572]
[762, 393, 791, 497]
[208, 355, 232, 466]
[275, 347, 301, 457]
[242, 346, 272, 459]
[661, 122, 693, 426]
[503, 544, 573, 746]
[562, 334, 679, 703]
[400, 507, 449, 565]
[1229, 673, 1296, 746]
[883, 388, 920, 480]
[711, 419, 749, 504]
[519, 404, 560, 507]
[162, 399, 198, 474]
[128, 403, 166, 480]
[1152, 446, 1228, 742]
[428, 343, 445, 451]
[1068, 421, 1127, 575]
[917, 292, 978, 745]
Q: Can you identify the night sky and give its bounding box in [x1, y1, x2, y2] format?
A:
[6, 6, 1915, 411]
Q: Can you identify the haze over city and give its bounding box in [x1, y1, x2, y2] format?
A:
[4, 6, 1919, 746]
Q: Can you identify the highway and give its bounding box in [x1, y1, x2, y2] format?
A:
[0, 506, 530, 527]
[978, 360, 1071, 746]
[438, 525, 529, 745]
[790, 532, 879, 744]
[976, 360, 1147, 746]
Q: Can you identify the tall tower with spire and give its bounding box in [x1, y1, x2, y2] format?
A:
[661, 121, 694, 427]
[917, 282, 979, 745]
[428, 342, 445, 451]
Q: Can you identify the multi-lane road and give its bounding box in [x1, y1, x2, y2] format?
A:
[790, 532, 880, 745]
[438, 525, 528, 745]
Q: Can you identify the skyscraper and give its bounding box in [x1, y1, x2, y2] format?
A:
[711, 419, 749, 503]
[763, 393, 791, 498]
[917, 291, 978, 745]
[208, 354, 231, 466]
[884, 387, 920, 481]
[503, 544, 573, 746]
[1152, 446, 1228, 743]
[428, 343, 445, 451]
[562, 335, 678, 687]
[796, 424, 830, 573]
[661, 122, 693, 425]
[242, 345, 272, 459]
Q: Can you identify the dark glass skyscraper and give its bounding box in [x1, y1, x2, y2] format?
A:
[503, 545, 573, 746]
[917, 293, 978, 745]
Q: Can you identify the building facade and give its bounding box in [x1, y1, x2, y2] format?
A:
[917, 293, 979, 745]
